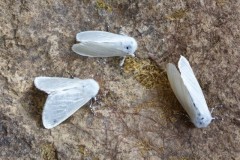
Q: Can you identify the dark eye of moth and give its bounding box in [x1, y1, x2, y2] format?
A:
[126, 46, 129, 49]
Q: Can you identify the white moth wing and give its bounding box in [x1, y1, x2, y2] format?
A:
[72, 42, 128, 57]
[42, 87, 91, 129]
[34, 77, 100, 129]
[34, 77, 81, 94]
[167, 59, 213, 128]
[166, 64, 198, 120]
[76, 31, 126, 42]
[178, 56, 211, 115]
[178, 56, 212, 127]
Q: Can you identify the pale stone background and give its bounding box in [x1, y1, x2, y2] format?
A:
[0, 0, 239, 159]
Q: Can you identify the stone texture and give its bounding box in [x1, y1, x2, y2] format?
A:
[0, 0, 239, 159]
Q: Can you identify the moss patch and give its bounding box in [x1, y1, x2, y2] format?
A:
[40, 143, 57, 160]
[96, 0, 112, 11]
[166, 9, 187, 20]
[124, 57, 168, 89]
[215, 0, 228, 6]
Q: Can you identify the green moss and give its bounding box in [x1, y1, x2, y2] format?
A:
[40, 143, 57, 160]
[215, 0, 227, 6]
[166, 9, 187, 20]
[96, 0, 112, 11]
[78, 145, 86, 155]
[78, 145, 99, 160]
[124, 57, 168, 89]
[169, 157, 192, 160]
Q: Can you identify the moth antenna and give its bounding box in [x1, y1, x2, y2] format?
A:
[211, 104, 223, 113]
[212, 116, 223, 121]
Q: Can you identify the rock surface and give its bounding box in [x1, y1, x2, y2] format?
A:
[0, 0, 239, 159]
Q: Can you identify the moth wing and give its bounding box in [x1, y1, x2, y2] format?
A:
[166, 63, 197, 117]
[76, 31, 125, 42]
[178, 56, 210, 114]
[42, 87, 91, 129]
[72, 42, 127, 57]
[34, 77, 81, 94]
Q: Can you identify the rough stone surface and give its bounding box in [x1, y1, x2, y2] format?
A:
[0, 0, 239, 159]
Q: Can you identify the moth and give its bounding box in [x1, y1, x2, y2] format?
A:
[166, 56, 213, 128]
[72, 31, 138, 66]
[34, 77, 99, 129]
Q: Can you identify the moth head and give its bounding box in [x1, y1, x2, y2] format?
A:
[193, 114, 213, 128]
[123, 38, 137, 57]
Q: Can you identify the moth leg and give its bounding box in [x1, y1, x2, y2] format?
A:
[119, 56, 126, 67]
[119, 33, 127, 36]
[175, 111, 190, 119]
[117, 27, 128, 36]
[65, 71, 75, 79]
[211, 105, 223, 121]
[211, 108, 214, 113]
[89, 97, 97, 115]
[105, 23, 110, 32]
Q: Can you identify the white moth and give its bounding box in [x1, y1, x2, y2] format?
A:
[72, 31, 138, 66]
[166, 55, 213, 128]
[34, 77, 99, 129]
